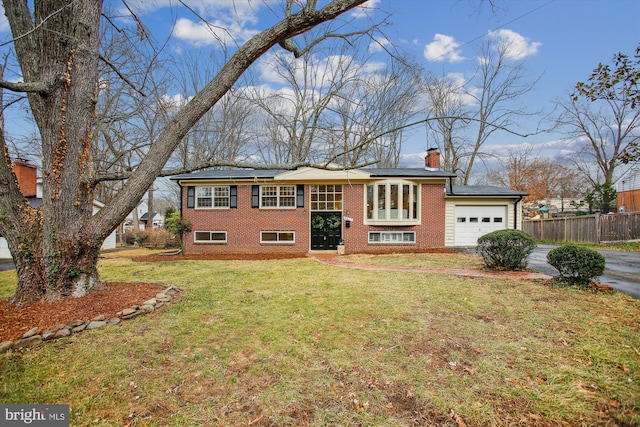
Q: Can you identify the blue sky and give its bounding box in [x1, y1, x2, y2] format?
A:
[131, 0, 640, 172]
[382, 0, 640, 165]
[117, 0, 640, 171]
[1, 0, 639, 175]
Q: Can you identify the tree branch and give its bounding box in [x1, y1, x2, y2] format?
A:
[0, 75, 66, 95]
[280, 29, 374, 58]
[91, 158, 377, 184]
[99, 54, 146, 97]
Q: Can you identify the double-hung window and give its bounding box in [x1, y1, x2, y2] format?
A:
[196, 186, 230, 209]
[366, 181, 419, 223]
[261, 185, 296, 208]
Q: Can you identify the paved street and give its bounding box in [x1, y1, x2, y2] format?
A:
[0, 259, 14, 272]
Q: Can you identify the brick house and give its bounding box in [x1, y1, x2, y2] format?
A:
[170, 150, 527, 255]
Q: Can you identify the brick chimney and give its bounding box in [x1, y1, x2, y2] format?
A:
[425, 148, 441, 170]
[12, 159, 37, 197]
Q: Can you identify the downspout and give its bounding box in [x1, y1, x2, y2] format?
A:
[448, 176, 454, 195]
[514, 196, 523, 230]
[179, 182, 184, 216]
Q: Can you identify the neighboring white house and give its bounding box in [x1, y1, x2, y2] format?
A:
[123, 200, 165, 231]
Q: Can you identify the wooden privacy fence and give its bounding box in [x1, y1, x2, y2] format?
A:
[523, 212, 640, 243]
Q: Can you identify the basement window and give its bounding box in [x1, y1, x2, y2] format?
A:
[368, 231, 416, 244]
[194, 231, 227, 243]
[261, 231, 295, 243]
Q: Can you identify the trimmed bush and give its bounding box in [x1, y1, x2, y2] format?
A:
[123, 229, 178, 248]
[546, 244, 605, 287]
[476, 229, 537, 270]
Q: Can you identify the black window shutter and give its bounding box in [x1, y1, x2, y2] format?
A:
[296, 184, 304, 207]
[230, 185, 237, 208]
[187, 186, 195, 208]
[252, 185, 259, 208]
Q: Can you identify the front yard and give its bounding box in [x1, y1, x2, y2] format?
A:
[0, 251, 638, 426]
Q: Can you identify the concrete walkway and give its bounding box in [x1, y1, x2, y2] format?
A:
[309, 253, 552, 281]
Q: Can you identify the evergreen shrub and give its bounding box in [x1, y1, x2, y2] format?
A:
[546, 244, 605, 287]
[476, 229, 537, 270]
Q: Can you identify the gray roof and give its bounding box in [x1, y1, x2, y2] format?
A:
[170, 167, 455, 181]
[447, 185, 527, 197]
[361, 168, 456, 178]
[168, 169, 524, 197]
[170, 169, 285, 181]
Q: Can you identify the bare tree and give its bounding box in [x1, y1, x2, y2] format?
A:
[246, 32, 421, 168]
[0, 0, 372, 304]
[329, 56, 423, 168]
[555, 45, 640, 187]
[423, 73, 468, 174]
[460, 35, 540, 184]
[168, 51, 257, 170]
[245, 36, 361, 165]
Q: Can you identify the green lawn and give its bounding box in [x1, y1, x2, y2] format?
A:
[1, 252, 639, 426]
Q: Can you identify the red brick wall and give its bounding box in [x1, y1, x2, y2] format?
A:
[341, 183, 445, 254]
[182, 185, 309, 255]
[13, 160, 37, 197]
[182, 182, 447, 255]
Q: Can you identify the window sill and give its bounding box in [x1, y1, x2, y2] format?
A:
[364, 220, 420, 226]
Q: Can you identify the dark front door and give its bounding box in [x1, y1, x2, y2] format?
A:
[310, 211, 342, 250]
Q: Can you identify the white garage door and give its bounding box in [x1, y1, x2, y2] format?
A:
[454, 205, 507, 246]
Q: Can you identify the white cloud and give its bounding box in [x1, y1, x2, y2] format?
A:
[124, 0, 264, 47]
[256, 51, 384, 89]
[159, 93, 192, 113]
[352, 0, 381, 19]
[368, 36, 391, 53]
[173, 17, 259, 47]
[424, 34, 465, 63]
[487, 29, 541, 60]
[0, 3, 9, 33]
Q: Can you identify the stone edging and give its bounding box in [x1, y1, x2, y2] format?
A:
[0, 285, 181, 354]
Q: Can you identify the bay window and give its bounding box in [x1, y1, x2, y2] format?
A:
[366, 181, 419, 223]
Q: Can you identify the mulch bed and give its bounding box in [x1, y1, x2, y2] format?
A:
[0, 282, 166, 342]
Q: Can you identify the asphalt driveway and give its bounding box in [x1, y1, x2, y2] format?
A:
[0, 259, 14, 272]
[527, 244, 640, 299]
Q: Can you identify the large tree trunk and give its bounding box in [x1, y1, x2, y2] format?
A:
[2, 0, 103, 303]
[1, 0, 368, 304]
[10, 220, 102, 304]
